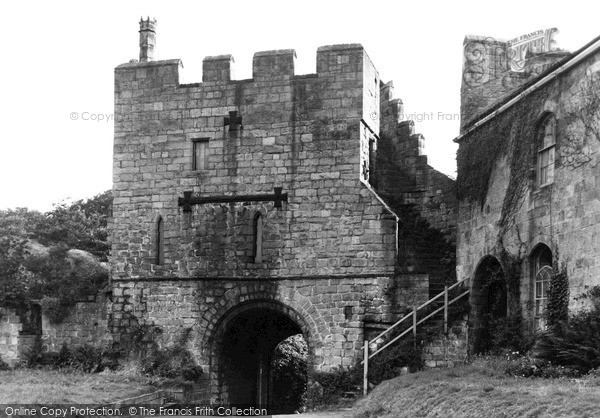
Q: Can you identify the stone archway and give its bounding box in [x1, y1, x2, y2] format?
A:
[209, 299, 311, 411]
[470, 256, 507, 353]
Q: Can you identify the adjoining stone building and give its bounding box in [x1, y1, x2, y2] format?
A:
[109, 19, 456, 405]
[456, 31, 600, 351]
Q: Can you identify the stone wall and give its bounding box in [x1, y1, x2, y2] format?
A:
[0, 308, 24, 366]
[112, 45, 397, 281]
[41, 294, 110, 352]
[375, 81, 458, 296]
[0, 295, 109, 364]
[456, 45, 600, 330]
[111, 276, 404, 369]
[421, 319, 469, 368]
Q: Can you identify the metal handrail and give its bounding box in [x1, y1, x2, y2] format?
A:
[365, 277, 469, 351]
[362, 277, 470, 395]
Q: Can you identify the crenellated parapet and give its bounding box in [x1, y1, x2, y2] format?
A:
[253, 49, 296, 79]
[116, 43, 371, 88]
[202, 55, 235, 83]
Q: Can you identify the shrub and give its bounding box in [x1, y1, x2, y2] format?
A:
[0, 355, 10, 371]
[306, 366, 361, 410]
[72, 345, 106, 373]
[27, 342, 123, 372]
[271, 334, 308, 414]
[132, 326, 203, 382]
[20, 339, 43, 368]
[488, 315, 534, 354]
[505, 356, 580, 378]
[368, 336, 422, 386]
[28, 246, 108, 323]
[531, 284, 600, 374]
[534, 312, 600, 374]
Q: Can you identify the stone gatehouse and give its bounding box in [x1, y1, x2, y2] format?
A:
[109, 19, 456, 405]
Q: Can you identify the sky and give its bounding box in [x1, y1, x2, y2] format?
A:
[0, 0, 598, 211]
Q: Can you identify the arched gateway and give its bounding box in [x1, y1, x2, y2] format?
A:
[209, 300, 309, 409]
[470, 256, 508, 353]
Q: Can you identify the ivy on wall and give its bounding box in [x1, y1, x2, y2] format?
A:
[456, 85, 551, 234]
[546, 267, 569, 327]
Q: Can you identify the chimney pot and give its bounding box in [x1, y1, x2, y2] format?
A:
[139, 17, 157, 62]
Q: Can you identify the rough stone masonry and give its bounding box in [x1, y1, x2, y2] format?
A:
[109, 18, 456, 404]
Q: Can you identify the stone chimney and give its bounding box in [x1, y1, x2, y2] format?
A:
[139, 17, 157, 62]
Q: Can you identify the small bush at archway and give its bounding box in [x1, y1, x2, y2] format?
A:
[368, 336, 422, 385]
[306, 366, 362, 410]
[271, 334, 308, 413]
[132, 326, 203, 382]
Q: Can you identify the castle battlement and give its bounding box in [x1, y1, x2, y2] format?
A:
[116, 43, 370, 86]
[114, 23, 380, 139]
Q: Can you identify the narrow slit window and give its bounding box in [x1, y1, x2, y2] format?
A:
[157, 216, 164, 265]
[193, 139, 210, 170]
[253, 213, 263, 264]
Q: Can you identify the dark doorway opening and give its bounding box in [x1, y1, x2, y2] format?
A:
[471, 256, 507, 354]
[218, 306, 308, 413]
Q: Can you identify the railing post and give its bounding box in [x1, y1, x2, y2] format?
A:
[444, 285, 449, 334]
[412, 306, 417, 348]
[363, 340, 369, 396]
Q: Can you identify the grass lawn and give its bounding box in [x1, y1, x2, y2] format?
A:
[353, 361, 600, 417]
[0, 369, 160, 404]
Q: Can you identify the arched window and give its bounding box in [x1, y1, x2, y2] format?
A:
[156, 215, 164, 265]
[253, 212, 263, 264]
[531, 244, 553, 329]
[537, 115, 556, 187]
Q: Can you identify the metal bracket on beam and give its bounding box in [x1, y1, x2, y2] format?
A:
[178, 187, 288, 212]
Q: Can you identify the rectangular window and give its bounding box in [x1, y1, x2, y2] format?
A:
[193, 139, 210, 170]
[537, 116, 556, 187]
[538, 146, 555, 186]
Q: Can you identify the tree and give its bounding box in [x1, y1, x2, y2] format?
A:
[0, 190, 112, 322]
[34, 190, 112, 260]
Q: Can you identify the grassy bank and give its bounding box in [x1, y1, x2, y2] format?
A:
[353, 362, 600, 417]
[0, 369, 158, 404]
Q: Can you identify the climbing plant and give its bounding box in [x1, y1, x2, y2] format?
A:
[546, 267, 570, 327]
[497, 248, 524, 311]
[456, 85, 550, 234]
